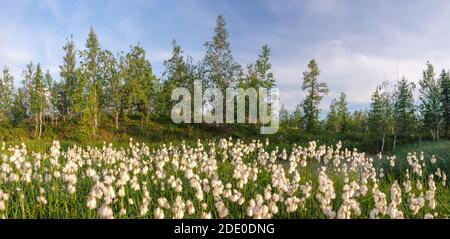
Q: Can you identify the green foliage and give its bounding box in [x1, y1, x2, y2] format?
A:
[279, 105, 289, 124]
[76, 107, 93, 142]
[159, 40, 196, 117]
[59, 36, 78, 119]
[0, 17, 448, 155]
[10, 89, 28, 127]
[301, 59, 328, 132]
[0, 127, 28, 141]
[30, 64, 45, 115]
[439, 70, 450, 138]
[347, 110, 368, 133]
[419, 61, 442, 140]
[0, 66, 14, 124]
[255, 45, 276, 90]
[100, 50, 122, 129]
[122, 45, 157, 118]
[203, 15, 241, 91]
[325, 93, 348, 133]
[80, 28, 102, 137]
[368, 82, 393, 152]
[29, 64, 47, 138]
[336, 92, 349, 132]
[393, 77, 416, 138]
[325, 98, 338, 132]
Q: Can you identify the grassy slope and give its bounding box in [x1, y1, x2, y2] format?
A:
[4, 118, 449, 154]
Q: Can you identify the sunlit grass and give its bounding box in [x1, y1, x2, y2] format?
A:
[0, 139, 448, 219]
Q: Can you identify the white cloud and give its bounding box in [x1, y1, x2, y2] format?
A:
[304, 0, 338, 14]
[2, 0, 450, 116]
[257, 1, 450, 112]
[272, 38, 449, 112]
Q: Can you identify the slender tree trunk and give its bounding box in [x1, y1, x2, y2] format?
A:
[39, 111, 42, 139]
[381, 132, 386, 153]
[393, 131, 397, 152]
[93, 113, 98, 137]
[115, 110, 119, 130]
[446, 123, 449, 139]
[66, 107, 70, 122]
[436, 117, 440, 141]
[93, 85, 98, 137]
[34, 113, 38, 137]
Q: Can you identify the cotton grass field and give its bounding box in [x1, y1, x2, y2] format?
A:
[0, 138, 448, 219]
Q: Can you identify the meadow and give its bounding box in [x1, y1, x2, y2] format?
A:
[0, 1, 449, 222]
[0, 137, 448, 219]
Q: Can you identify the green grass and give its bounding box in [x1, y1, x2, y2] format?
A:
[0, 138, 448, 219]
[1, 120, 449, 219]
[388, 140, 450, 177]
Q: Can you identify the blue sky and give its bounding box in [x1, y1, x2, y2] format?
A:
[1, 0, 450, 112]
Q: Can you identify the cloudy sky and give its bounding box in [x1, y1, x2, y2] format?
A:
[1, 0, 450, 112]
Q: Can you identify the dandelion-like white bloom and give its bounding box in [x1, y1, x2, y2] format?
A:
[316, 170, 336, 219]
[215, 201, 229, 219]
[154, 207, 165, 219]
[386, 181, 404, 219]
[425, 175, 436, 210]
[430, 155, 437, 164]
[171, 196, 186, 219]
[0, 138, 443, 219]
[98, 204, 114, 219]
[371, 183, 387, 218]
[0, 190, 9, 212]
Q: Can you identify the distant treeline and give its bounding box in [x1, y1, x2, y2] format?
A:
[280, 59, 450, 152]
[0, 15, 449, 152]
